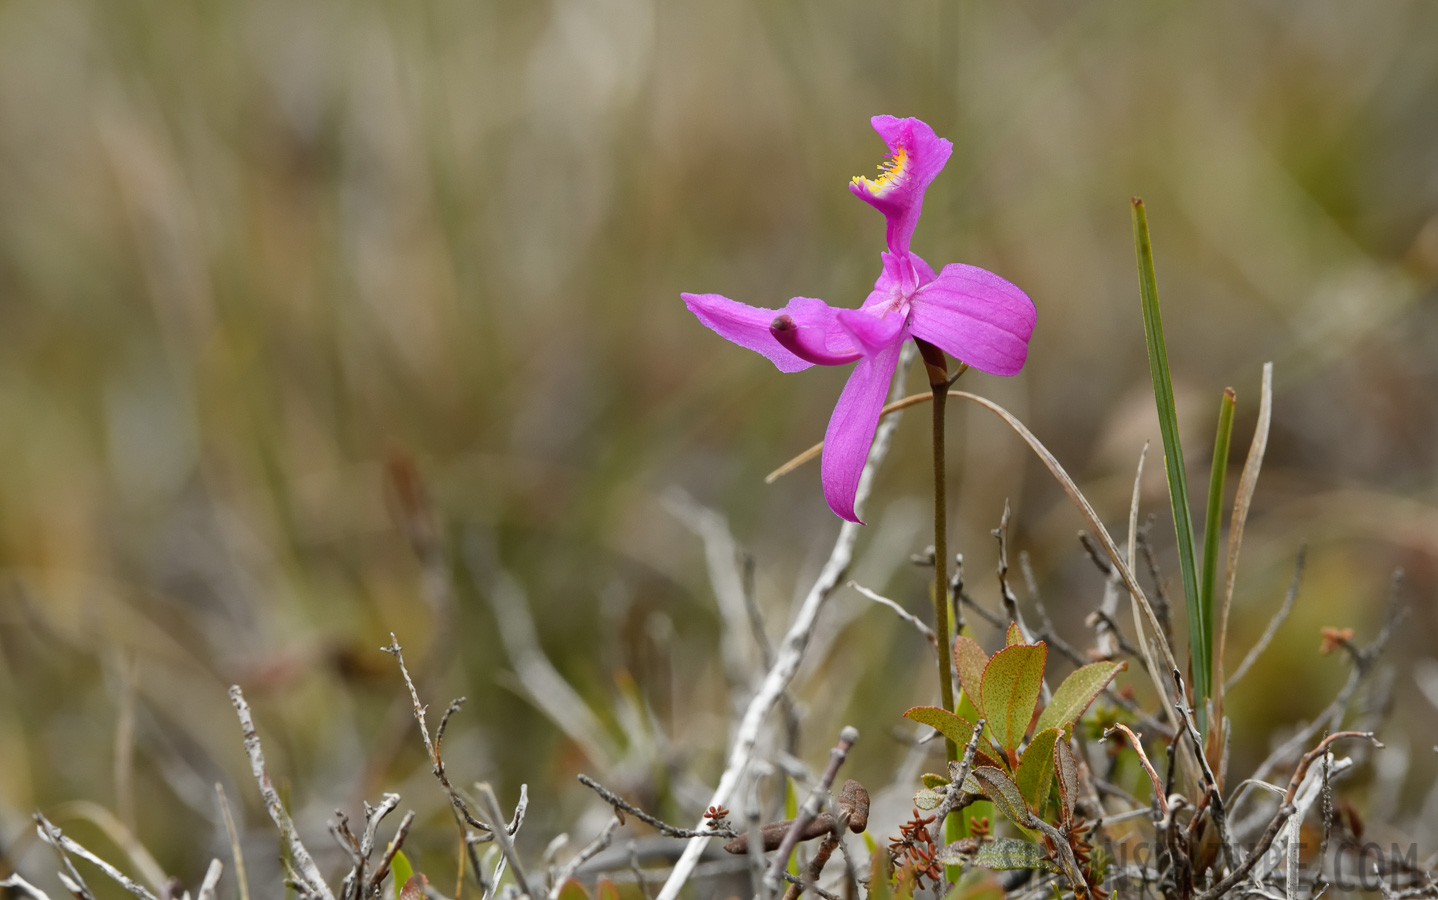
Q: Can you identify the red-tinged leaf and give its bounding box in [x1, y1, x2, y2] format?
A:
[981, 643, 1048, 752]
[1005, 622, 1023, 647]
[904, 706, 978, 748]
[596, 880, 621, 900]
[953, 635, 989, 712]
[400, 875, 429, 900]
[1034, 660, 1126, 734]
[1014, 727, 1061, 810]
[970, 766, 1035, 829]
[557, 879, 592, 900]
[1054, 738, 1078, 826]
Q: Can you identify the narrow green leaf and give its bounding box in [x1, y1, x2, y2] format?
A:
[953, 635, 990, 715]
[980, 644, 1047, 752]
[869, 840, 892, 900]
[1198, 387, 1236, 732]
[922, 772, 951, 789]
[390, 850, 414, 900]
[971, 767, 1035, 829]
[1005, 623, 1023, 647]
[1014, 727, 1061, 810]
[1132, 198, 1207, 713]
[1034, 661, 1126, 734]
[904, 707, 978, 749]
[970, 838, 1059, 873]
[596, 880, 621, 900]
[1053, 738, 1078, 826]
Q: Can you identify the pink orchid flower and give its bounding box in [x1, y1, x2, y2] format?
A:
[683, 116, 1036, 522]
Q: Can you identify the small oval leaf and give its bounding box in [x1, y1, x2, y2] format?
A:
[970, 767, 1034, 828]
[973, 838, 1059, 873]
[1034, 661, 1126, 735]
[1014, 727, 1061, 809]
[981, 643, 1048, 752]
[914, 787, 945, 811]
[921, 772, 951, 789]
[1005, 622, 1023, 647]
[597, 880, 621, 900]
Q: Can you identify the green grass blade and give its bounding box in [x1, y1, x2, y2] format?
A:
[1198, 387, 1236, 729]
[1131, 198, 1208, 715]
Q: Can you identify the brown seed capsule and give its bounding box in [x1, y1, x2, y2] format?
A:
[837, 780, 870, 833]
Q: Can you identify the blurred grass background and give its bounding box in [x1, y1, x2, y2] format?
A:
[2, 0, 1437, 894]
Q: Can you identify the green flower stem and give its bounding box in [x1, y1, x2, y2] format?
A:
[917, 339, 959, 764]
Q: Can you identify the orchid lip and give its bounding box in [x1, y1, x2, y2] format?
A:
[770, 314, 863, 366]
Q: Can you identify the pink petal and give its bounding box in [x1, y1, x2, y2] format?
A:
[682, 293, 813, 373]
[820, 333, 904, 523]
[770, 296, 864, 366]
[909, 264, 1036, 376]
[861, 251, 938, 311]
[835, 306, 905, 356]
[848, 117, 953, 257]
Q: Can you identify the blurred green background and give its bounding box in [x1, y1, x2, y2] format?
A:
[2, 0, 1437, 894]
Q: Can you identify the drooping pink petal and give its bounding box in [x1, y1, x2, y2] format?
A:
[682, 292, 814, 373]
[820, 333, 905, 523]
[908, 264, 1036, 376]
[770, 296, 864, 366]
[848, 116, 953, 257]
[835, 306, 905, 356]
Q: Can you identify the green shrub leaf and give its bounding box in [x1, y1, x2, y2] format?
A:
[971, 766, 1034, 829]
[971, 838, 1059, 873]
[980, 644, 1047, 752]
[1014, 727, 1061, 810]
[904, 706, 978, 749]
[953, 635, 990, 712]
[1034, 660, 1125, 734]
[391, 850, 414, 900]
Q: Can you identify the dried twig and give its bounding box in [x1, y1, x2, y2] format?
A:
[33, 813, 97, 900]
[228, 687, 335, 900]
[475, 782, 539, 899]
[653, 346, 913, 900]
[764, 728, 858, 890]
[36, 814, 158, 900]
[548, 819, 622, 899]
[577, 775, 736, 839]
[848, 582, 937, 649]
[1196, 732, 1382, 900]
[0, 873, 54, 900]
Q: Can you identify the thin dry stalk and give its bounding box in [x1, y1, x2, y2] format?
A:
[228, 687, 334, 900]
[1216, 361, 1273, 698]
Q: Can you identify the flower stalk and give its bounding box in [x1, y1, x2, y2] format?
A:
[917, 338, 959, 763]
